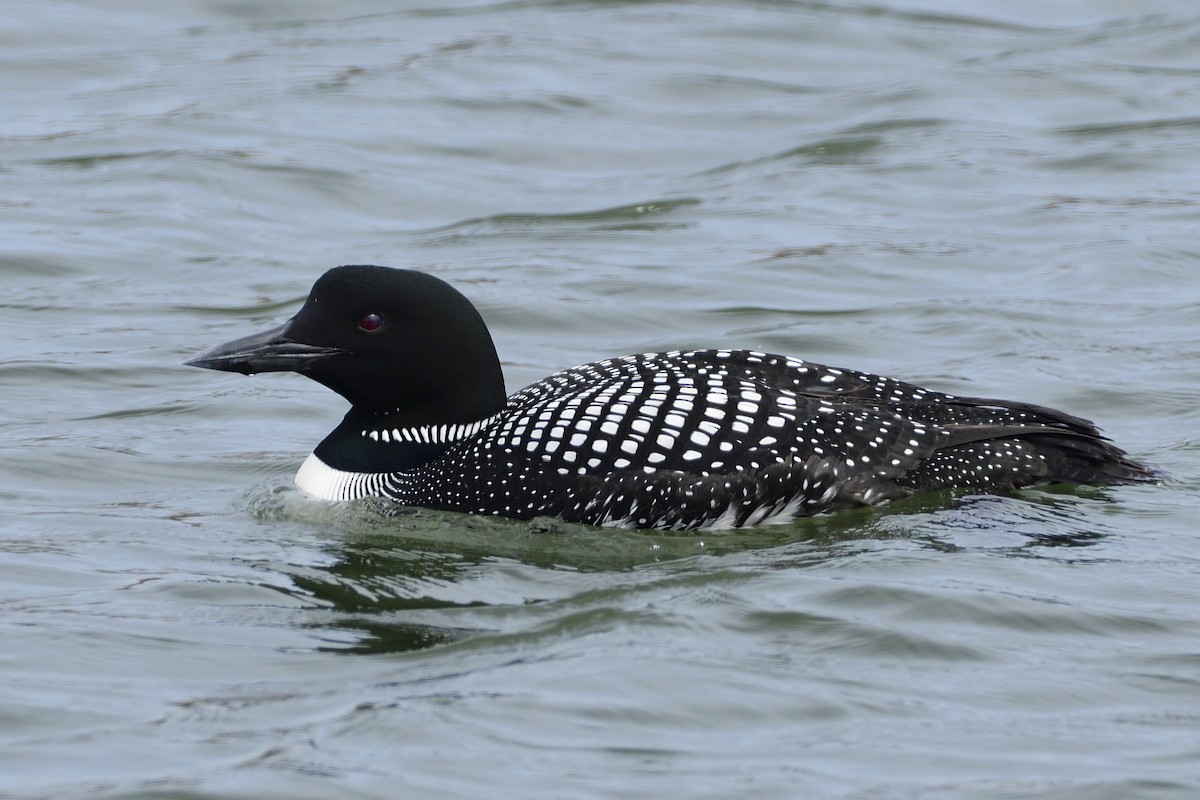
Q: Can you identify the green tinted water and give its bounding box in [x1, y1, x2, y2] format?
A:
[3, 1, 1199, 797]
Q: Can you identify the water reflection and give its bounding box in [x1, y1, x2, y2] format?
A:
[308, 618, 467, 655]
[242, 482, 1123, 654]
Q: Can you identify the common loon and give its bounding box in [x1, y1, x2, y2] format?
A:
[186, 265, 1151, 530]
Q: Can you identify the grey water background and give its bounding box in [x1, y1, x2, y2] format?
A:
[3, 0, 1199, 797]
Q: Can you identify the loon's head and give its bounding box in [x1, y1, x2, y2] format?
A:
[186, 265, 507, 425]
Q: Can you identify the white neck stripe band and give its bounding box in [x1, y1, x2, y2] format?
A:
[361, 413, 501, 445]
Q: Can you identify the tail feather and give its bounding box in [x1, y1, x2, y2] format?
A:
[899, 424, 1153, 494]
[1015, 430, 1154, 485]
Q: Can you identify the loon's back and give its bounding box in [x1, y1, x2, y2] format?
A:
[359, 349, 1149, 529]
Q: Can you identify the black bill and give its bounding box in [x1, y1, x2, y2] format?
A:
[183, 320, 344, 375]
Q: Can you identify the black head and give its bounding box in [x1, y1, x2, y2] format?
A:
[186, 265, 507, 424]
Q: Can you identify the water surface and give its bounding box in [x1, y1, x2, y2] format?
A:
[3, 1, 1200, 797]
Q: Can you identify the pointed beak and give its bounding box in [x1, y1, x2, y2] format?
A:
[183, 320, 345, 375]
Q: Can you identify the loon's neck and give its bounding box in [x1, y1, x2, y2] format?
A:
[312, 407, 502, 473]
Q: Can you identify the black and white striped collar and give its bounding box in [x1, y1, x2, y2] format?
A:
[359, 413, 502, 445]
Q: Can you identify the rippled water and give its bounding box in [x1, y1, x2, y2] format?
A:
[3, 1, 1200, 797]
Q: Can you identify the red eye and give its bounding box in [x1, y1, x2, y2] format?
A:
[358, 313, 384, 333]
